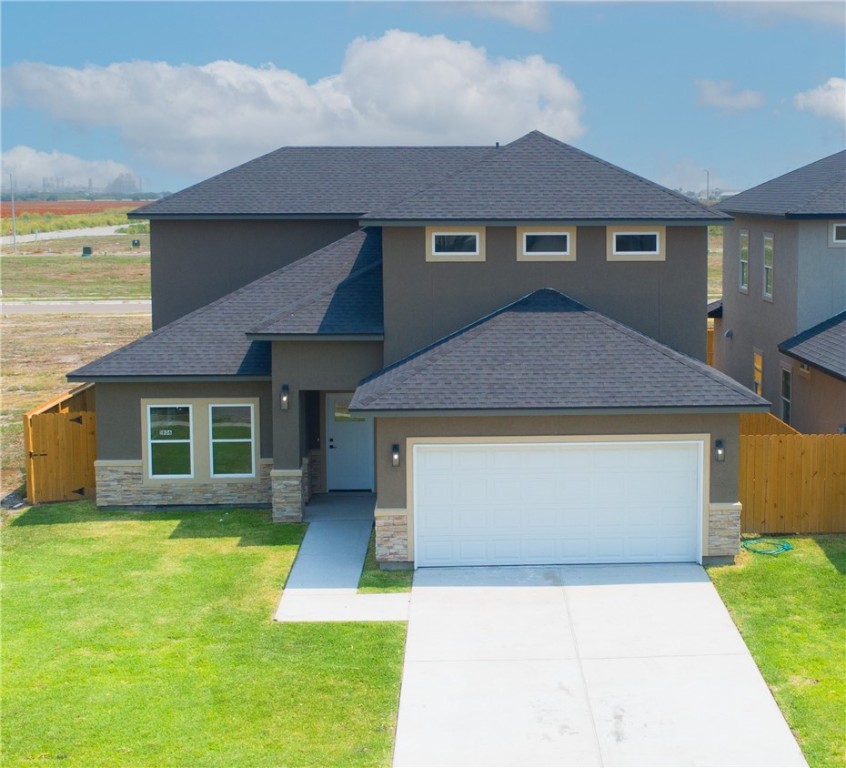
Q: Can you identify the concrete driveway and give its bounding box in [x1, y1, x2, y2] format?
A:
[393, 564, 806, 768]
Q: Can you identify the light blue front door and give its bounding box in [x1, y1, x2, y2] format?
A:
[325, 393, 374, 491]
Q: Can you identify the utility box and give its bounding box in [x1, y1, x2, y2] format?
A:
[81, 246, 93, 257]
[131, 239, 141, 248]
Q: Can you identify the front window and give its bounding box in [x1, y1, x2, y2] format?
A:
[753, 351, 763, 395]
[517, 226, 576, 261]
[148, 405, 193, 478]
[739, 230, 749, 292]
[210, 404, 255, 477]
[763, 233, 774, 299]
[607, 226, 665, 261]
[832, 223, 846, 246]
[781, 368, 792, 424]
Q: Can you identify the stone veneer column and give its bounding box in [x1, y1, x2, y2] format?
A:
[375, 508, 410, 563]
[708, 502, 742, 557]
[271, 468, 304, 522]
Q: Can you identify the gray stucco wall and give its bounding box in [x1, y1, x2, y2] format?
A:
[271, 340, 383, 467]
[381, 225, 708, 365]
[94, 380, 273, 460]
[718, 217, 798, 408]
[375, 412, 740, 508]
[797, 220, 846, 332]
[789, 364, 846, 434]
[150, 219, 359, 329]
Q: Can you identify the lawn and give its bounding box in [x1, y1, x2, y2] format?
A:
[358, 530, 413, 593]
[2, 502, 407, 767]
[708, 535, 846, 768]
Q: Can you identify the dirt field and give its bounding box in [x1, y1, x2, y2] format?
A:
[0, 200, 148, 216]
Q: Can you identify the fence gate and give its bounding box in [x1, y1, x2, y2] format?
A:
[23, 386, 96, 504]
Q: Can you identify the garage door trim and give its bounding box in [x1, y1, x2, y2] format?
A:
[410, 435, 707, 568]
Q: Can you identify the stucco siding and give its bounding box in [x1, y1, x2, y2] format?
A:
[796, 220, 846, 333]
[150, 219, 359, 329]
[95, 381, 273, 460]
[789, 363, 846, 434]
[381, 225, 708, 365]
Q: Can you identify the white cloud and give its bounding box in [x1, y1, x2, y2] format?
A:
[695, 79, 765, 112]
[715, 2, 845, 28]
[794, 77, 846, 124]
[658, 158, 731, 196]
[2, 30, 584, 179]
[453, 2, 550, 31]
[1, 146, 135, 192]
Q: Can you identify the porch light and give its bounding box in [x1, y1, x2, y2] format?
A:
[279, 384, 290, 411]
[391, 443, 401, 467]
[714, 439, 725, 462]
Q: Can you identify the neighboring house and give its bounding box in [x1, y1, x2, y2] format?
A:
[713, 151, 846, 434]
[69, 131, 768, 568]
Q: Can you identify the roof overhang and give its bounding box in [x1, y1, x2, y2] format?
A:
[349, 405, 771, 417]
[778, 348, 846, 382]
[360, 217, 731, 228]
[129, 212, 366, 221]
[247, 334, 384, 342]
[66, 374, 272, 383]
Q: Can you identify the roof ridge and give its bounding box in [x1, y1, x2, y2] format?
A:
[789, 176, 846, 214]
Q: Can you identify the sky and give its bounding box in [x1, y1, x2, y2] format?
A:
[1, 1, 844, 196]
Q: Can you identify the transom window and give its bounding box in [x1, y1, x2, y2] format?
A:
[425, 226, 485, 262]
[763, 233, 774, 299]
[210, 404, 255, 477]
[517, 226, 576, 262]
[832, 223, 846, 246]
[607, 226, 665, 261]
[148, 405, 193, 478]
[739, 230, 749, 292]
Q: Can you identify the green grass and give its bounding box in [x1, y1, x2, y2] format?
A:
[2, 502, 407, 767]
[1, 208, 136, 235]
[1, 253, 150, 299]
[708, 535, 846, 768]
[358, 529, 413, 593]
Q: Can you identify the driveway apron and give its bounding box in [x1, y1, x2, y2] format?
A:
[393, 564, 807, 768]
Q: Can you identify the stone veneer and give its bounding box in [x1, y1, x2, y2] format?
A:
[95, 459, 272, 506]
[271, 460, 309, 522]
[708, 502, 742, 557]
[375, 509, 410, 562]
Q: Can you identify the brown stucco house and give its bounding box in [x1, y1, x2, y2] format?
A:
[713, 151, 846, 434]
[69, 131, 769, 567]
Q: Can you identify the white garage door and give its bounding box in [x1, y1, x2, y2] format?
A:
[413, 440, 703, 567]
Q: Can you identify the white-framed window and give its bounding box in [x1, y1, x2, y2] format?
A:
[148, 405, 194, 478]
[516, 226, 576, 262]
[425, 226, 485, 262]
[607, 226, 665, 261]
[780, 366, 792, 424]
[739, 229, 749, 293]
[763, 232, 774, 300]
[209, 404, 255, 478]
[831, 223, 846, 247]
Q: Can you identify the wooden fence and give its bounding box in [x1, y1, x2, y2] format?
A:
[23, 384, 97, 504]
[739, 412, 846, 534]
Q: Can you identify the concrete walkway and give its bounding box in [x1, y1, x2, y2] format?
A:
[274, 493, 410, 622]
[393, 564, 807, 768]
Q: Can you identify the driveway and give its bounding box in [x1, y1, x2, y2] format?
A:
[393, 564, 806, 767]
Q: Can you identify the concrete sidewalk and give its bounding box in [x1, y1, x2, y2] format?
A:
[393, 564, 807, 768]
[274, 494, 410, 622]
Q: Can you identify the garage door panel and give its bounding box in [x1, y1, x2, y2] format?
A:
[414, 441, 701, 567]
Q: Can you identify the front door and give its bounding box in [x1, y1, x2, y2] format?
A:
[326, 393, 374, 491]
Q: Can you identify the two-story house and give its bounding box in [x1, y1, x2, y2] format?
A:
[69, 131, 768, 568]
[713, 151, 846, 434]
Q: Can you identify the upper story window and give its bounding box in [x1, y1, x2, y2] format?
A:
[607, 226, 665, 261]
[763, 232, 774, 300]
[739, 230, 749, 293]
[831, 223, 846, 247]
[148, 405, 193, 478]
[516, 226, 576, 262]
[425, 226, 486, 262]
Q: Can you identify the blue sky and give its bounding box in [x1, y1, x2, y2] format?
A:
[2, 1, 844, 195]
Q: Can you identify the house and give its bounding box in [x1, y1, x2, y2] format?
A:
[69, 131, 769, 568]
[713, 151, 846, 434]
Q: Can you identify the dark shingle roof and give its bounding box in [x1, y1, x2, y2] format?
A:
[68, 229, 382, 380]
[361, 131, 729, 222]
[779, 312, 846, 381]
[708, 299, 723, 319]
[131, 147, 492, 218]
[717, 151, 846, 218]
[350, 289, 767, 413]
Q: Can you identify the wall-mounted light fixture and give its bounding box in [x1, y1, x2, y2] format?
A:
[279, 384, 290, 411]
[714, 439, 725, 462]
[723, 329, 733, 339]
[391, 443, 401, 467]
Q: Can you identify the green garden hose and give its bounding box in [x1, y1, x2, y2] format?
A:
[741, 539, 793, 555]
